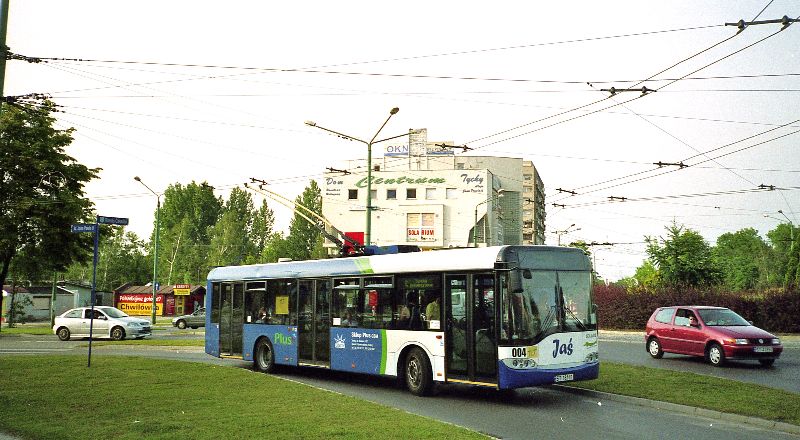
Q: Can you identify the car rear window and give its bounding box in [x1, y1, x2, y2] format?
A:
[654, 308, 674, 324]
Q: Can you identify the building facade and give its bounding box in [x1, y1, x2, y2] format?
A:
[321, 129, 546, 252]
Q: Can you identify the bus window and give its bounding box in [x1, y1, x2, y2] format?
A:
[211, 283, 221, 324]
[395, 275, 441, 331]
[245, 281, 267, 324]
[333, 279, 361, 327]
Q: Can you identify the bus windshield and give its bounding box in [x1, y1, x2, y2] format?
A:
[504, 270, 595, 343]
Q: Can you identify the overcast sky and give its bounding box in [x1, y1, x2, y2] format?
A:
[6, 1, 800, 280]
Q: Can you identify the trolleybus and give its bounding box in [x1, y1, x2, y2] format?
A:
[204, 245, 599, 395]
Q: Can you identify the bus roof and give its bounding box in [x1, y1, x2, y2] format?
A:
[206, 245, 586, 282]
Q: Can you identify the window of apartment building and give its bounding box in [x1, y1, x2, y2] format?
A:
[386, 189, 397, 200]
[406, 188, 417, 199]
[425, 188, 436, 200]
[456, 163, 465, 170]
[348, 189, 358, 200]
[523, 209, 532, 217]
[446, 188, 458, 199]
[523, 233, 533, 241]
[523, 220, 533, 229]
[370, 189, 377, 200]
[523, 186, 533, 193]
[524, 174, 532, 181]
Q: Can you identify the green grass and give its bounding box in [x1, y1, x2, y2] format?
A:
[0, 325, 52, 335]
[572, 362, 800, 425]
[0, 356, 487, 440]
[87, 338, 204, 347]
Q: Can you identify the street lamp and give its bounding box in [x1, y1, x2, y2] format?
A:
[134, 176, 161, 325]
[305, 107, 404, 246]
[473, 189, 505, 247]
[552, 223, 581, 246]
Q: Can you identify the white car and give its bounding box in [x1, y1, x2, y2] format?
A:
[53, 306, 152, 341]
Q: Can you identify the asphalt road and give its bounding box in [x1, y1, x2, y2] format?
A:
[1, 330, 798, 440]
[598, 331, 800, 394]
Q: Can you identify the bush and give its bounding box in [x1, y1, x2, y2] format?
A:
[594, 285, 800, 333]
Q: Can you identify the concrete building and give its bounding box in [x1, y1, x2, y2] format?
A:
[321, 129, 546, 252]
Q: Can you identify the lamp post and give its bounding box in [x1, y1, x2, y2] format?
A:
[473, 189, 505, 247]
[305, 107, 404, 246]
[552, 223, 581, 246]
[134, 176, 161, 325]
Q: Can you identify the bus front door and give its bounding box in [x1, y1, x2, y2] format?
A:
[298, 279, 330, 366]
[219, 282, 244, 357]
[445, 273, 498, 384]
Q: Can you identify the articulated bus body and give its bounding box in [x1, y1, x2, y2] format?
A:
[205, 245, 598, 395]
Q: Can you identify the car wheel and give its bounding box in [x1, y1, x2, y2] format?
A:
[57, 327, 71, 341]
[176, 320, 187, 329]
[707, 342, 725, 367]
[253, 338, 275, 373]
[758, 359, 775, 367]
[405, 347, 433, 396]
[647, 337, 663, 359]
[111, 326, 125, 341]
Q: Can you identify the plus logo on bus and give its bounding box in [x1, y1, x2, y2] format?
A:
[273, 333, 293, 346]
[552, 338, 574, 358]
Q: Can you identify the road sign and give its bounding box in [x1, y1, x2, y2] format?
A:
[71, 224, 97, 233]
[97, 216, 129, 225]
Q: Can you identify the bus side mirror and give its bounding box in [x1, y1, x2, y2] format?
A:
[509, 269, 524, 293]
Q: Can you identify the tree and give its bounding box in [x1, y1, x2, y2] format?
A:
[713, 228, 769, 290]
[284, 180, 324, 261]
[247, 200, 276, 264]
[207, 187, 255, 267]
[0, 102, 99, 312]
[616, 260, 658, 291]
[155, 181, 221, 285]
[766, 223, 799, 287]
[645, 222, 721, 287]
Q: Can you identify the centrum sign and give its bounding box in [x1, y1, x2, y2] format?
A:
[355, 176, 446, 188]
[174, 284, 191, 295]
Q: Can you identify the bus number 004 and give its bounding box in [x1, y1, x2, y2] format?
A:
[511, 347, 527, 358]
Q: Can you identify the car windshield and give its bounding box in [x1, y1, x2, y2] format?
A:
[102, 307, 129, 318]
[697, 308, 749, 326]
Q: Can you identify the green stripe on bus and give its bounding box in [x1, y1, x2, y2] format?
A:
[380, 329, 387, 375]
[354, 258, 374, 274]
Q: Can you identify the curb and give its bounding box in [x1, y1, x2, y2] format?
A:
[557, 385, 800, 436]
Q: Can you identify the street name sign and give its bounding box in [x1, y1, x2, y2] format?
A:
[97, 216, 129, 226]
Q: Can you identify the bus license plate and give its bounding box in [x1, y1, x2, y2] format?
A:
[554, 374, 574, 383]
[754, 346, 773, 353]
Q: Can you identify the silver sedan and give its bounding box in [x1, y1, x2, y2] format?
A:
[53, 306, 152, 341]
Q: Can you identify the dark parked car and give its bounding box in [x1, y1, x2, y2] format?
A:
[645, 306, 782, 367]
[172, 307, 205, 329]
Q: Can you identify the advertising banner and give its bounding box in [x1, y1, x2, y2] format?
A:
[330, 328, 386, 375]
[117, 294, 164, 316]
[174, 284, 191, 295]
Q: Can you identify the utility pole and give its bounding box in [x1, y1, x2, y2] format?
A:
[0, 0, 10, 116]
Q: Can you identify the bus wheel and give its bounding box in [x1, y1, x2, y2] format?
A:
[254, 338, 275, 373]
[405, 347, 433, 396]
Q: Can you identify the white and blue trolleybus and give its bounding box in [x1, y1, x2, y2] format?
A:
[204, 245, 599, 395]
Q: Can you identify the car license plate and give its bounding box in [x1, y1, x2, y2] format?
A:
[754, 346, 773, 353]
[554, 374, 574, 383]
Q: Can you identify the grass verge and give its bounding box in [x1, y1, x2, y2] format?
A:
[0, 356, 486, 440]
[571, 362, 800, 425]
[87, 339, 204, 347]
[0, 325, 52, 335]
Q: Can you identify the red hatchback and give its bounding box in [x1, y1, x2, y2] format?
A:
[645, 306, 782, 367]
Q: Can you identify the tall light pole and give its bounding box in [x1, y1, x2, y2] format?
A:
[305, 107, 404, 246]
[552, 223, 581, 246]
[473, 189, 505, 247]
[135, 176, 161, 324]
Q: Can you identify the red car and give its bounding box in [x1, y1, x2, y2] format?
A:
[645, 306, 782, 367]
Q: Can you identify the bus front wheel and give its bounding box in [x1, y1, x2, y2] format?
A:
[253, 338, 275, 373]
[405, 347, 433, 396]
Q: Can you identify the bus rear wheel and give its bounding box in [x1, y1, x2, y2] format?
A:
[405, 347, 433, 396]
[253, 338, 275, 373]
